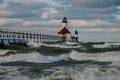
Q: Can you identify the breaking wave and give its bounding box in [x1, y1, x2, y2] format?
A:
[1, 42, 120, 80]
[1, 66, 120, 80]
[0, 50, 11, 56]
[0, 52, 68, 63]
[92, 42, 120, 48]
[27, 41, 81, 48]
[49, 67, 120, 80]
[27, 42, 44, 48]
[1, 50, 120, 64]
[69, 50, 120, 62]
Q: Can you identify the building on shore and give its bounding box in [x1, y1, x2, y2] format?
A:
[58, 17, 78, 42]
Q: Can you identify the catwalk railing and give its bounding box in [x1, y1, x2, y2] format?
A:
[0, 28, 58, 43]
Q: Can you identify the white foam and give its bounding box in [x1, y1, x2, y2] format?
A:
[50, 68, 85, 80]
[65, 41, 79, 45]
[43, 43, 81, 48]
[110, 42, 120, 46]
[50, 67, 120, 80]
[69, 50, 120, 62]
[92, 43, 110, 48]
[3, 69, 120, 80]
[3, 76, 50, 80]
[27, 41, 81, 48]
[92, 42, 120, 48]
[83, 67, 120, 80]
[1, 66, 120, 80]
[0, 50, 11, 56]
[0, 52, 68, 63]
[27, 41, 44, 48]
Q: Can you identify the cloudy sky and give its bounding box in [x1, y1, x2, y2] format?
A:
[0, 0, 120, 42]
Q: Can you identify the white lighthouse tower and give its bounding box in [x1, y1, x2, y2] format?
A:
[75, 30, 78, 42]
[61, 17, 68, 29]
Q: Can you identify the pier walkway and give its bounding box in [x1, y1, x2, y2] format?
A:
[0, 28, 58, 43]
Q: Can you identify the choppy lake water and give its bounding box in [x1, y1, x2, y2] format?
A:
[0, 42, 120, 80]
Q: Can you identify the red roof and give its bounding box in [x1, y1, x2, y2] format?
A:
[58, 27, 71, 34]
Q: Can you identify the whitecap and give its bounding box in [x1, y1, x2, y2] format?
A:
[0, 52, 68, 63]
[0, 50, 12, 56]
[43, 43, 81, 49]
[92, 43, 110, 48]
[92, 42, 120, 48]
[27, 41, 44, 48]
[27, 41, 81, 49]
[1, 66, 120, 80]
[69, 50, 120, 62]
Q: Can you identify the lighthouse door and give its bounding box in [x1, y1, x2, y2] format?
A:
[62, 35, 66, 42]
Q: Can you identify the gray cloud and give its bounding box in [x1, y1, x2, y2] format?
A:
[0, 0, 3, 3]
[0, 0, 120, 41]
[71, 0, 120, 8]
[0, 0, 120, 19]
[0, 0, 49, 18]
[55, 1, 120, 26]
